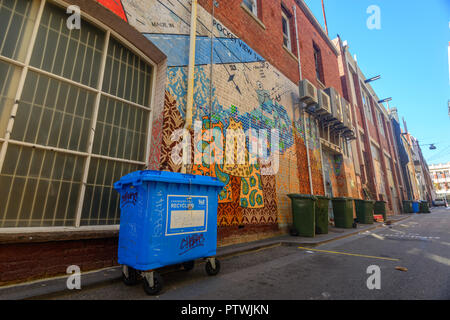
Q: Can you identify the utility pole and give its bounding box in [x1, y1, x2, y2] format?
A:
[321, 0, 329, 35]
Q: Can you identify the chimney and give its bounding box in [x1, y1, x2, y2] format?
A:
[389, 107, 399, 122]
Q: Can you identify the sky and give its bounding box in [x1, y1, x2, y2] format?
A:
[304, 0, 450, 165]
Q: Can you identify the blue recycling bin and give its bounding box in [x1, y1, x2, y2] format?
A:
[412, 201, 420, 213]
[114, 170, 224, 295]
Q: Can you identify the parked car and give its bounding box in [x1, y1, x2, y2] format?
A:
[434, 198, 448, 207]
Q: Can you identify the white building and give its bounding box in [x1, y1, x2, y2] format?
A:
[429, 162, 450, 200]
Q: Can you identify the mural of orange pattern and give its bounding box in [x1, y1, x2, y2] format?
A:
[294, 132, 311, 195]
[96, 0, 127, 21]
[242, 174, 278, 225]
[217, 176, 243, 226]
[159, 91, 184, 173]
[310, 149, 325, 196]
[191, 118, 233, 203]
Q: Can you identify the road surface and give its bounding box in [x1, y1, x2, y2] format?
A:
[39, 207, 450, 300]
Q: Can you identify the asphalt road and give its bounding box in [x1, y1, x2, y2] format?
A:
[41, 207, 450, 300]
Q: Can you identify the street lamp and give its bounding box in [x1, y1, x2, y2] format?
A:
[378, 97, 392, 104]
[365, 75, 381, 83]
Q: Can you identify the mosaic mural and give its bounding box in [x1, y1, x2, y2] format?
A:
[99, 0, 342, 233]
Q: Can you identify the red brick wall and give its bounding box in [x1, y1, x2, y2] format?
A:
[198, 0, 342, 93]
[0, 228, 285, 286]
[0, 238, 118, 286]
[351, 73, 365, 129]
[0, 1, 348, 287]
[218, 224, 281, 246]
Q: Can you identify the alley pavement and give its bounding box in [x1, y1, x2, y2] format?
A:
[21, 207, 449, 300]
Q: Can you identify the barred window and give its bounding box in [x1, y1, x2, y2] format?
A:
[0, 0, 153, 228]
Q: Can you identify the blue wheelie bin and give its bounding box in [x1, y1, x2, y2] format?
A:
[114, 170, 224, 295]
[412, 201, 420, 213]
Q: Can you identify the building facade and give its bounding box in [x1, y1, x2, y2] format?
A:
[389, 109, 435, 203]
[429, 162, 450, 201]
[0, 0, 429, 286]
[409, 135, 434, 203]
[334, 39, 403, 215]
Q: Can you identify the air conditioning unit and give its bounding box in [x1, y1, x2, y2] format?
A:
[316, 89, 332, 115]
[324, 87, 343, 122]
[343, 128, 356, 140]
[341, 97, 353, 129]
[299, 79, 318, 106]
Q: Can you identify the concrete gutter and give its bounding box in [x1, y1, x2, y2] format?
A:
[0, 215, 412, 300]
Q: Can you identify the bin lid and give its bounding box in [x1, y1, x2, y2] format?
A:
[354, 199, 374, 203]
[315, 195, 331, 200]
[114, 170, 225, 190]
[332, 197, 351, 201]
[287, 194, 317, 200]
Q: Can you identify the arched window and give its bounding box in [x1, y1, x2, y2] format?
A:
[0, 0, 154, 228]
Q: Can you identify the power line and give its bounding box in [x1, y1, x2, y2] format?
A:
[427, 144, 450, 162]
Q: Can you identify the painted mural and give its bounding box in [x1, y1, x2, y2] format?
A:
[96, 0, 127, 21]
[100, 0, 329, 234]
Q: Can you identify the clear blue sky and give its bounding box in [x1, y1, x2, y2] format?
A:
[304, 0, 450, 165]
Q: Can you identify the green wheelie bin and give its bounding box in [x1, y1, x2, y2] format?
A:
[288, 194, 317, 237]
[403, 200, 413, 213]
[419, 201, 430, 213]
[332, 197, 354, 229]
[354, 199, 374, 224]
[315, 196, 331, 234]
[374, 201, 387, 221]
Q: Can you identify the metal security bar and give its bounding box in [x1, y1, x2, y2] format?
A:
[0, 0, 155, 229]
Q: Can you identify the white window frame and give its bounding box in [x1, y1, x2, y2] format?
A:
[243, 0, 258, 16]
[362, 91, 373, 123]
[281, 11, 292, 51]
[377, 109, 385, 136]
[0, 0, 158, 232]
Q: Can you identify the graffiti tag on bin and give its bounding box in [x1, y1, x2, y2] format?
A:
[121, 192, 138, 207]
[179, 233, 205, 255]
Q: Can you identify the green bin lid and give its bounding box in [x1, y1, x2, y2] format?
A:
[315, 195, 331, 200]
[332, 197, 351, 201]
[354, 199, 375, 203]
[287, 194, 317, 200]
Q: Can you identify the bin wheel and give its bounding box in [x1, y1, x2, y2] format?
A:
[182, 260, 195, 271]
[205, 259, 221, 276]
[122, 266, 139, 286]
[143, 272, 163, 296]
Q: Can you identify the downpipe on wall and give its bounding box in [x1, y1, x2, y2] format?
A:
[293, 5, 314, 195]
[183, 0, 198, 174]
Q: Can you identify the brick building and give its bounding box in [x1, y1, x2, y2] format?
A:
[430, 162, 450, 201]
[0, 0, 417, 286]
[334, 38, 405, 215]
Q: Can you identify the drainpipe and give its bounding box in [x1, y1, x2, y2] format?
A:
[293, 5, 314, 195]
[185, 0, 198, 131]
[183, 0, 198, 173]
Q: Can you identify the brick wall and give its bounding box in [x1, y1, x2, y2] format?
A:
[0, 238, 118, 286]
[0, 0, 354, 287]
[198, 0, 342, 92]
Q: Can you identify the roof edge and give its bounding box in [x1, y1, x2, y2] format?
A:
[295, 0, 338, 56]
